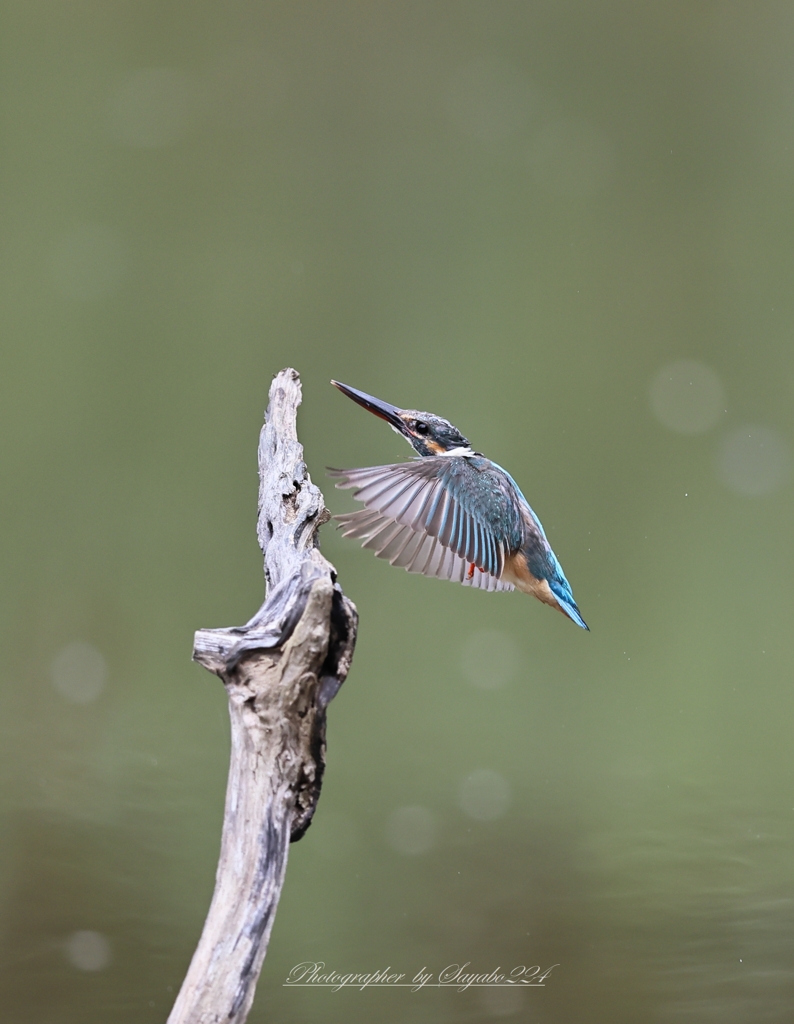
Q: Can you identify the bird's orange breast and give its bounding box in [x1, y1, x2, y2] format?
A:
[502, 551, 558, 608]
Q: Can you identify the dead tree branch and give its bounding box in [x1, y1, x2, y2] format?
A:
[167, 368, 358, 1024]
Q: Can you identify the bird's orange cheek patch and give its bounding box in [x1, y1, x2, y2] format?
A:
[425, 439, 444, 454]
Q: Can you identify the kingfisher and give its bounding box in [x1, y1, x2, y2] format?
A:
[328, 381, 588, 630]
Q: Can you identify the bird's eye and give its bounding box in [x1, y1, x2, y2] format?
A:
[414, 421, 429, 435]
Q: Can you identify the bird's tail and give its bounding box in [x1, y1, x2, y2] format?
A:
[548, 577, 589, 630]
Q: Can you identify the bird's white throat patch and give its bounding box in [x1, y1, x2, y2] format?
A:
[440, 446, 475, 457]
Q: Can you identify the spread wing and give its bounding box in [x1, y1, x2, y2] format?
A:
[329, 458, 524, 593]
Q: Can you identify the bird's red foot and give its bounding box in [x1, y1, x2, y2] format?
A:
[466, 562, 475, 580]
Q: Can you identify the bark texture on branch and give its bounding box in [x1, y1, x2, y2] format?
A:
[167, 368, 357, 1024]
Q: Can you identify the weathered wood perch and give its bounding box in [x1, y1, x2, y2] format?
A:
[167, 368, 358, 1024]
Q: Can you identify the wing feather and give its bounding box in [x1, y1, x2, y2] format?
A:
[378, 481, 423, 525]
[375, 525, 411, 561]
[361, 519, 404, 552]
[470, 521, 481, 570]
[406, 533, 435, 573]
[440, 496, 457, 549]
[428, 487, 450, 540]
[337, 509, 384, 539]
[391, 528, 426, 568]
[360, 474, 421, 513]
[331, 460, 520, 593]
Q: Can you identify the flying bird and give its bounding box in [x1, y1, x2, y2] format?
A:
[329, 381, 588, 630]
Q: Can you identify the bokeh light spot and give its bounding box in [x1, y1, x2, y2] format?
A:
[49, 224, 126, 302]
[65, 930, 111, 971]
[717, 425, 790, 496]
[458, 770, 511, 821]
[384, 805, 437, 855]
[51, 641, 107, 704]
[527, 119, 615, 197]
[461, 629, 519, 689]
[650, 360, 725, 434]
[106, 68, 197, 148]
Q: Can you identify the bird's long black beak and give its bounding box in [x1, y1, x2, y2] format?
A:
[331, 380, 405, 430]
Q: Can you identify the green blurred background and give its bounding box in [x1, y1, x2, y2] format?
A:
[2, 2, 794, 1021]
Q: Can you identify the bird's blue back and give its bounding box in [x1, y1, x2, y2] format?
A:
[478, 458, 584, 626]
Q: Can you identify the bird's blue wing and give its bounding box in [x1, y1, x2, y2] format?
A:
[329, 458, 523, 591]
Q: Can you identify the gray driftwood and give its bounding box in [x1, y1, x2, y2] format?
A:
[167, 368, 357, 1024]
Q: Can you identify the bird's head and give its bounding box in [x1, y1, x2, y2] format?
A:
[331, 380, 472, 458]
